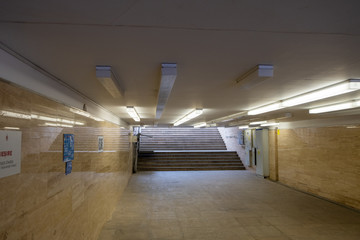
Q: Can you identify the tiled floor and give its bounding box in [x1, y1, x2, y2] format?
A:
[98, 171, 360, 240]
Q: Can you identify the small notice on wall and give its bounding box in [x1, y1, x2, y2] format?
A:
[63, 134, 74, 162]
[0, 130, 22, 179]
[65, 161, 72, 175]
[98, 136, 104, 152]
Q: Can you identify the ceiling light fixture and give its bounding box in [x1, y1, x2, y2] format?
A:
[4, 127, 20, 130]
[70, 108, 91, 117]
[248, 102, 283, 115]
[261, 122, 279, 127]
[70, 108, 104, 121]
[31, 114, 57, 122]
[156, 63, 177, 119]
[246, 79, 360, 115]
[0, 110, 31, 119]
[96, 65, 123, 98]
[238, 125, 249, 129]
[249, 121, 267, 125]
[207, 112, 247, 124]
[174, 109, 203, 126]
[30, 114, 85, 125]
[193, 122, 207, 128]
[44, 122, 73, 128]
[309, 100, 360, 114]
[126, 106, 140, 122]
[282, 79, 360, 107]
[236, 64, 274, 90]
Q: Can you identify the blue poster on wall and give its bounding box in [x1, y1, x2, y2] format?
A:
[63, 134, 74, 162]
[65, 161, 72, 175]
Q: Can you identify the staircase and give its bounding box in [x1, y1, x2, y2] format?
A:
[140, 127, 226, 151]
[138, 127, 245, 171]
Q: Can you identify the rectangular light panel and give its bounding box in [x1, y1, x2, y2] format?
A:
[126, 106, 140, 122]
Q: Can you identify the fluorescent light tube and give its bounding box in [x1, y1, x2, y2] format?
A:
[174, 109, 203, 126]
[0, 110, 31, 119]
[59, 119, 85, 125]
[193, 122, 206, 128]
[238, 125, 249, 129]
[208, 112, 247, 124]
[283, 79, 360, 107]
[249, 121, 267, 125]
[31, 114, 58, 122]
[4, 127, 20, 130]
[31, 114, 85, 125]
[248, 102, 282, 115]
[96, 65, 123, 98]
[89, 116, 104, 122]
[126, 106, 140, 122]
[309, 100, 360, 114]
[156, 63, 177, 119]
[70, 108, 103, 121]
[261, 122, 279, 127]
[70, 108, 91, 117]
[45, 123, 73, 128]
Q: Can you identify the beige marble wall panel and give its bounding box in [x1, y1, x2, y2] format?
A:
[268, 129, 278, 181]
[0, 80, 132, 239]
[277, 127, 360, 210]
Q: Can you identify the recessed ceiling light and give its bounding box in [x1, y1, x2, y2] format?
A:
[126, 106, 141, 122]
[238, 125, 249, 129]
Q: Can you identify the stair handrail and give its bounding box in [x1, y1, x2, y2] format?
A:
[133, 133, 153, 173]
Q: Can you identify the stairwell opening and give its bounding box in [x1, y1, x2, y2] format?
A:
[136, 127, 246, 171]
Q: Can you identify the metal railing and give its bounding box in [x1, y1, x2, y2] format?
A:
[132, 132, 152, 173]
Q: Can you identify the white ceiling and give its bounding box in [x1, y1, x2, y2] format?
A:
[1, 0, 360, 126]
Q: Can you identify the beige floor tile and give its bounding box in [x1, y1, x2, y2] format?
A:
[97, 171, 360, 240]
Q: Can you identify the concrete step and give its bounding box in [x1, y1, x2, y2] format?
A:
[138, 161, 244, 166]
[137, 150, 245, 172]
[139, 155, 239, 159]
[139, 127, 226, 152]
[140, 146, 227, 149]
[138, 166, 246, 171]
[138, 156, 240, 160]
[137, 127, 243, 171]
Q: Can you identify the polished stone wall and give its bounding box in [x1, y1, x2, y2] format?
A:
[269, 127, 360, 210]
[0, 80, 132, 239]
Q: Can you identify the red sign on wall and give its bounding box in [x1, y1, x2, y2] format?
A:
[0, 131, 22, 178]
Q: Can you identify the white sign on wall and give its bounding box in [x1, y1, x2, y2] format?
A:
[0, 130, 22, 178]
